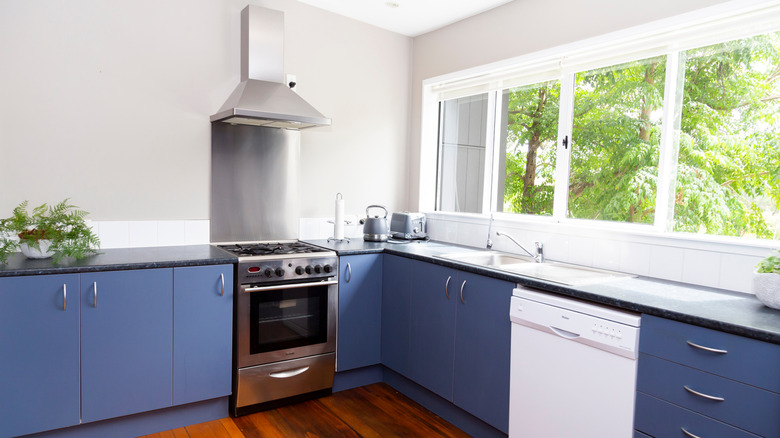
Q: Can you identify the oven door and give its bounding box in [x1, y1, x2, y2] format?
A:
[237, 279, 337, 368]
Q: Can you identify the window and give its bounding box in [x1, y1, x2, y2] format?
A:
[431, 16, 780, 242]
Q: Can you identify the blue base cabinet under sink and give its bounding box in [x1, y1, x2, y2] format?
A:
[0, 274, 81, 437]
[382, 256, 513, 434]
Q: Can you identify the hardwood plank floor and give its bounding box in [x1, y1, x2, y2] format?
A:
[141, 383, 470, 438]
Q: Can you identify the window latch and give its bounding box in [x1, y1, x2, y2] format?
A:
[562, 135, 569, 149]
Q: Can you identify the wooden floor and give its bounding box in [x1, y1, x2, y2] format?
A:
[141, 383, 471, 438]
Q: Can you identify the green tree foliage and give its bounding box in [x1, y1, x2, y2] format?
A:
[503, 31, 780, 240]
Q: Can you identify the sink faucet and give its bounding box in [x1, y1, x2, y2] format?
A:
[495, 231, 544, 263]
[486, 214, 494, 250]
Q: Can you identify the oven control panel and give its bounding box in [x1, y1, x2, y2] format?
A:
[239, 256, 339, 284]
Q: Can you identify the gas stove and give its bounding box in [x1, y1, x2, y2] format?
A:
[217, 240, 337, 285]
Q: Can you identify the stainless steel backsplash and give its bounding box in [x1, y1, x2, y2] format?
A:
[210, 123, 300, 242]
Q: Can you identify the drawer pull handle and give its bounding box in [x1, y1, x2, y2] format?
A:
[445, 276, 451, 299]
[681, 427, 702, 438]
[270, 366, 310, 379]
[93, 282, 98, 308]
[459, 280, 467, 304]
[346, 263, 352, 283]
[683, 385, 725, 402]
[220, 273, 225, 297]
[62, 284, 67, 311]
[686, 340, 728, 354]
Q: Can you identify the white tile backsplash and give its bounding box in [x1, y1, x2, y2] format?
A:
[97, 221, 130, 249]
[649, 245, 684, 282]
[682, 249, 721, 289]
[619, 242, 651, 276]
[720, 253, 762, 294]
[92, 220, 209, 249]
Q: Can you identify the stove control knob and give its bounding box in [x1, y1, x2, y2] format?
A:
[323, 265, 333, 274]
[264, 268, 273, 278]
[314, 265, 322, 274]
[305, 265, 313, 274]
[275, 268, 285, 277]
[295, 266, 305, 275]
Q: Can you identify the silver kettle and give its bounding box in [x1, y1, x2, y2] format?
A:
[363, 205, 389, 242]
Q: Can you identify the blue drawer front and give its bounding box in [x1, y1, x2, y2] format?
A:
[637, 353, 780, 437]
[640, 315, 780, 392]
[634, 392, 760, 438]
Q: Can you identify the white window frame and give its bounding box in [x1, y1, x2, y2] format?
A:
[419, 0, 780, 251]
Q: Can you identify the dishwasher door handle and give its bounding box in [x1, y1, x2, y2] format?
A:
[549, 326, 581, 339]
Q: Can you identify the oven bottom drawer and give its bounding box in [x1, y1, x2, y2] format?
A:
[236, 352, 335, 409]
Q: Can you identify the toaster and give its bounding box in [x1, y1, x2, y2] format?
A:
[390, 212, 427, 240]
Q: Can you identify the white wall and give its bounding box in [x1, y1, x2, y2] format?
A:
[0, 0, 411, 222]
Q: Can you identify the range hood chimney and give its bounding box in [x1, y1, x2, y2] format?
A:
[210, 6, 331, 129]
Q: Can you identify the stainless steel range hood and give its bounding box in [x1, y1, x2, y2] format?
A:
[211, 6, 331, 129]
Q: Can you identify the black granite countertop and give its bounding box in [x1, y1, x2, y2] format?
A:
[305, 238, 780, 345]
[0, 245, 237, 277]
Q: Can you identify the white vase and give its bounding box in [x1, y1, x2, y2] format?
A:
[20, 240, 53, 259]
[753, 271, 780, 310]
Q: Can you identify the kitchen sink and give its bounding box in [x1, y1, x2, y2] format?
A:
[436, 251, 534, 268]
[436, 250, 632, 286]
[500, 261, 632, 286]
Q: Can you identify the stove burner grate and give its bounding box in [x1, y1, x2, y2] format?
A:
[219, 241, 327, 258]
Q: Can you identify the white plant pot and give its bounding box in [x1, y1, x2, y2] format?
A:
[753, 271, 780, 310]
[20, 240, 54, 259]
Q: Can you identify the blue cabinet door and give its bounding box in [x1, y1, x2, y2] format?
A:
[381, 255, 413, 376]
[453, 272, 513, 434]
[408, 262, 457, 400]
[337, 254, 383, 371]
[0, 274, 80, 437]
[80, 269, 173, 423]
[173, 264, 233, 405]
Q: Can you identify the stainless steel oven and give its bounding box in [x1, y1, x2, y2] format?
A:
[218, 242, 338, 416]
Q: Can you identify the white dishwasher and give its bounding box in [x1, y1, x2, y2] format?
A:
[509, 286, 641, 438]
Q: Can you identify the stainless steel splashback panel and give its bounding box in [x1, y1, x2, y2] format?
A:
[210, 124, 299, 242]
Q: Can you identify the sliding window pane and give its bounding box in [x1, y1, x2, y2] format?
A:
[675, 32, 780, 240]
[569, 56, 666, 224]
[498, 81, 560, 215]
[437, 94, 489, 213]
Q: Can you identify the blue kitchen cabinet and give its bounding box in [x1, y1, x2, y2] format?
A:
[80, 268, 174, 423]
[408, 262, 458, 400]
[0, 274, 80, 438]
[635, 314, 780, 437]
[405, 259, 513, 434]
[381, 254, 413, 376]
[337, 254, 383, 371]
[452, 272, 513, 434]
[173, 264, 234, 405]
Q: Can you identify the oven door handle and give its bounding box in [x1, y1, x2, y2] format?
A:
[242, 279, 338, 293]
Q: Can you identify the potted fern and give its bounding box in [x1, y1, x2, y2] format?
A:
[0, 199, 100, 264]
[753, 249, 780, 310]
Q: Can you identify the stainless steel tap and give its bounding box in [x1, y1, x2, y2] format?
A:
[486, 214, 494, 250]
[495, 231, 544, 263]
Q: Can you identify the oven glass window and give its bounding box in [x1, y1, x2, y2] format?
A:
[249, 284, 328, 354]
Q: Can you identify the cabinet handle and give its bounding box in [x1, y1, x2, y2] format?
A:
[346, 263, 352, 283]
[445, 276, 451, 299]
[683, 385, 725, 402]
[220, 273, 225, 296]
[62, 284, 67, 311]
[459, 280, 467, 304]
[681, 427, 702, 438]
[93, 281, 98, 308]
[686, 340, 728, 354]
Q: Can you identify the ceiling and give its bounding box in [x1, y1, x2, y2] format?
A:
[295, 0, 515, 37]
